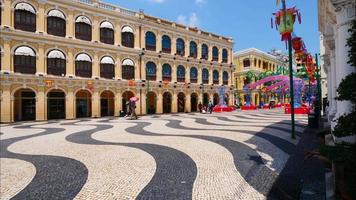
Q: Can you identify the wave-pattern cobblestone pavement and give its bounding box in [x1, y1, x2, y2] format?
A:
[0, 109, 307, 200]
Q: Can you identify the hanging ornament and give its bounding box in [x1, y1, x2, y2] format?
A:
[272, 7, 301, 42]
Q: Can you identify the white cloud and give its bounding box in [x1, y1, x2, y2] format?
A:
[176, 12, 200, 27]
[195, 0, 206, 6]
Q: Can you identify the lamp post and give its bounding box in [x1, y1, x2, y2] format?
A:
[282, 0, 296, 139]
[315, 53, 322, 118]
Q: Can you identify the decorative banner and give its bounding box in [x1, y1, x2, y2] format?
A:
[44, 80, 53, 87]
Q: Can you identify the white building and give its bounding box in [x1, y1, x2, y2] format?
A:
[318, 0, 355, 127]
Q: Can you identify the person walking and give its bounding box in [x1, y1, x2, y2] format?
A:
[208, 101, 214, 114]
[198, 102, 203, 113]
[130, 100, 137, 120]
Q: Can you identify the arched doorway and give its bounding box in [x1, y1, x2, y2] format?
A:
[203, 93, 209, 106]
[213, 93, 219, 105]
[14, 88, 36, 121]
[101, 90, 114, 117]
[76, 90, 92, 118]
[146, 92, 157, 114]
[177, 92, 185, 113]
[163, 92, 171, 114]
[47, 89, 65, 120]
[122, 91, 134, 115]
[191, 93, 198, 112]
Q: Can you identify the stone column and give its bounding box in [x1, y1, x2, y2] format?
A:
[134, 26, 140, 49]
[36, 86, 46, 121]
[37, 44, 45, 75]
[209, 67, 213, 85]
[185, 93, 191, 112]
[116, 56, 122, 80]
[219, 69, 223, 86]
[184, 38, 189, 57]
[2, 0, 11, 28]
[114, 90, 122, 116]
[197, 42, 202, 59]
[197, 65, 202, 84]
[329, 50, 337, 119]
[66, 9, 74, 38]
[141, 91, 147, 115]
[66, 48, 75, 77]
[172, 37, 177, 55]
[157, 90, 163, 114]
[172, 92, 177, 113]
[157, 32, 162, 53]
[92, 90, 100, 118]
[92, 15, 100, 42]
[172, 63, 177, 82]
[185, 66, 190, 83]
[135, 60, 141, 81]
[115, 22, 121, 46]
[333, 2, 355, 120]
[1, 38, 11, 72]
[92, 54, 100, 78]
[140, 29, 145, 50]
[157, 60, 162, 82]
[0, 84, 12, 123]
[66, 87, 75, 119]
[141, 59, 146, 80]
[36, 2, 45, 34]
[208, 45, 212, 61]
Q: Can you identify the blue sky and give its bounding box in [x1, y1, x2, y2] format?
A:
[107, 0, 320, 54]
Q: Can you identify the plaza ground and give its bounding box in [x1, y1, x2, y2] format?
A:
[0, 109, 307, 200]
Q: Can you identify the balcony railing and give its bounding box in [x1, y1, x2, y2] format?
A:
[75, 0, 137, 17]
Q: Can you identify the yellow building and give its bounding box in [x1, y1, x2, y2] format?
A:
[0, 0, 234, 123]
[233, 48, 288, 106]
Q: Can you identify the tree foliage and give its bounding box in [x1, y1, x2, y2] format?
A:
[333, 20, 356, 138]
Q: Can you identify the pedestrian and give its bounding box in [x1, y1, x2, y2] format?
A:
[208, 101, 214, 114]
[125, 101, 130, 117]
[130, 100, 137, 120]
[198, 102, 203, 113]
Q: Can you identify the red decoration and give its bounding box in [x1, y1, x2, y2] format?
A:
[128, 80, 136, 87]
[272, 7, 301, 42]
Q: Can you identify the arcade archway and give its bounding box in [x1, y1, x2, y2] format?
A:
[47, 89, 65, 120]
[163, 92, 172, 114]
[203, 93, 209, 106]
[146, 91, 157, 114]
[213, 93, 219, 105]
[14, 88, 36, 121]
[122, 91, 134, 115]
[101, 90, 114, 117]
[191, 93, 198, 112]
[76, 90, 92, 118]
[177, 92, 185, 113]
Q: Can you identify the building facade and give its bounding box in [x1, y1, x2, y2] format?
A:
[318, 0, 355, 126]
[233, 48, 288, 106]
[0, 0, 234, 123]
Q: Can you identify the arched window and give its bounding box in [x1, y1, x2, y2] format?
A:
[100, 56, 115, 79]
[201, 44, 208, 60]
[177, 65, 185, 82]
[122, 26, 134, 48]
[47, 9, 66, 37]
[14, 46, 36, 74]
[243, 58, 250, 68]
[189, 41, 197, 58]
[213, 70, 219, 84]
[122, 58, 135, 80]
[14, 2, 36, 32]
[190, 67, 198, 83]
[75, 53, 92, 78]
[47, 50, 66, 76]
[212, 46, 219, 61]
[145, 31, 156, 51]
[223, 71, 229, 85]
[162, 35, 171, 53]
[162, 64, 172, 81]
[100, 21, 114, 45]
[146, 61, 156, 81]
[222, 49, 228, 63]
[176, 38, 185, 56]
[75, 16, 92, 41]
[202, 68, 209, 84]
